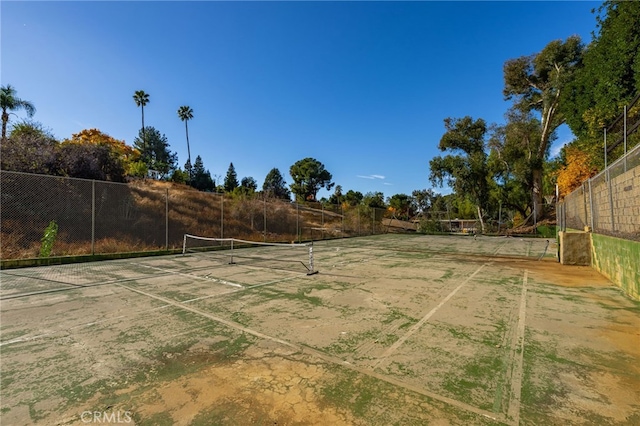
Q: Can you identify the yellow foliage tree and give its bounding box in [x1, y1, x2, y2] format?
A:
[57, 129, 142, 181]
[63, 129, 138, 162]
[556, 146, 597, 198]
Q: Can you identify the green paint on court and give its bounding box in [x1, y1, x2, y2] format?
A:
[0, 234, 637, 425]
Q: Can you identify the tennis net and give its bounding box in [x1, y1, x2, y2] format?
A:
[182, 234, 318, 275]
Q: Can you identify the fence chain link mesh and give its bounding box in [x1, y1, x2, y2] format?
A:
[558, 142, 640, 241]
[0, 171, 391, 260]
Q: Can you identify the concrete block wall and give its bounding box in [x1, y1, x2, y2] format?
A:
[610, 166, 640, 235]
[572, 165, 640, 238]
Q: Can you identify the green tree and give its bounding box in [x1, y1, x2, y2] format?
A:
[234, 176, 257, 196]
[8, 120, 53, 140]
[177, 105, 194, 180]
[184, 159, 192, 184]
[363, 191, 386, 209]
[241, 176, 257, 192]
[429, 117, 490, 233]
[132, 126, 178, 179]
[170, 168, 188, 184]
[563, 1, 640, 163]
[224, 162, 239, 192]
[1, 85, 35, 143]
[488, 109, 548, 218]
[289, 157, 334, 201]
[133, 90, 150, 161]
[328, 185, 343, 204]
[262, 168, 291, 200]
[388, 193, 415, 220]
[503, 36, 583, 220]
[1, 121, 57, 174]
[191, 155, 215, 191]
[343, 190, 364, 206]
[412, 189, 436, 214]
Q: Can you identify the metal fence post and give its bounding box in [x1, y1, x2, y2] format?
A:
[624, 104, 627, 172]
[582, 183, 588, 229]
[296, 202, 300, 243]
[221, 194, 224, 239]
[372, 208, 375, 235]
[604, 127, 608, 169]
[588, 178, 594, 231]
[263, 195, 267, 242]
[165, 188, 169, 250]
[91, 180, 95, 255]
[607, 169, 615, 233]
[321, 203, 325, 240]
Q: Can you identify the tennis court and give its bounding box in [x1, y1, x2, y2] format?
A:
[1, 234, 638, 425]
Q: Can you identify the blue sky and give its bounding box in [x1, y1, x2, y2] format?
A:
[2, 1, 600, 200]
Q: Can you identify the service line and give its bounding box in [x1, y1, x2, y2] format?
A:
[372, 263, 488, 370]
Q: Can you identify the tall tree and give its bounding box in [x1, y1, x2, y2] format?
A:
[132, 126, 178, 179]
[177, 105, 194, 180]
[363, 191, 386, 209]
[132, 90, 150, 162]
[289, 157, 334, 201]
[235, 176, 258, 196]
[343, 190, 363, 206]
[262, 168, 291, 200]
[412, 189, 437, 214]
[503, 36, 583, 220]
[488, 109, 547, 217]
[191, 155, 215, 191]
[183, 159, 192, 184]
[328, 185, 343, 205]
[388, 193, 415, 220]
[429, 117, 490, 233]
[224, 162, 239, 192]
[1, 85, 36, 143]
[563, 1, 640, 162]
[240, 177, 257, 192]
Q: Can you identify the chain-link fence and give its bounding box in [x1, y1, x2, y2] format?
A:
[0, 171, 392, 260]
[558, 142, 640, 241]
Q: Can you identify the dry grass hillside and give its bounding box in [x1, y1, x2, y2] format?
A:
[1, 175, 377, 261]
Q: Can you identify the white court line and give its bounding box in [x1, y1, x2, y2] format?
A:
[182, 273, 306, 303]
[507, 270, 528, 425]
[493, 240, 509, 256]
[132, 263, 243, 288]
[116, 278, 504, 424]
[373, 263, 488, 370]
[0, 305, 172, 347]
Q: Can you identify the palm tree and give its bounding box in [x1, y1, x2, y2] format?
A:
[177, 105, 194, 180]
[133, 90, 150, 162]
[1, 85, 36, 143]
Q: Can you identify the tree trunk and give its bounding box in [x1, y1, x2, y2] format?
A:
[476, 205, 485, 234]
[1, 111, 8, 142]
[141, 106, 146, 163]
[185, 122, 191, 181]
[532, 168, 543, 221]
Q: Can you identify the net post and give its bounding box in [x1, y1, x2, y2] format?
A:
[307, 241, 318, 275]
[182, 234, 187, 255]
[229, 239, 236, 264]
